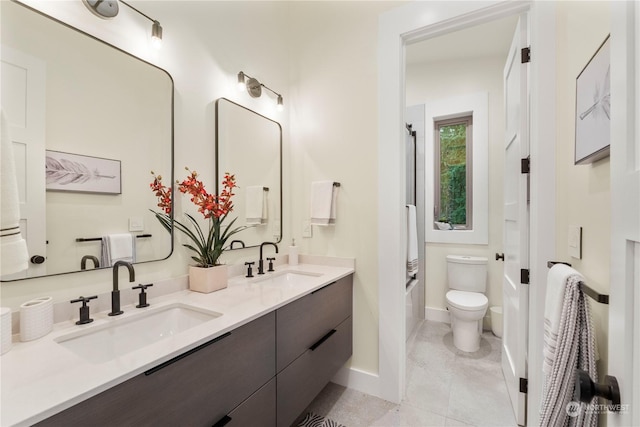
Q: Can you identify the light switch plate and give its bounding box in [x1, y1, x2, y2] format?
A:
[129, 217, 144, 232]
[568, 225, 582, 259]
[302, 220, 312, 238]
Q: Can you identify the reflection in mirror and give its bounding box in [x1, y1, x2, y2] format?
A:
[0, 1, 173, 281]
[215, 98, 282, 249]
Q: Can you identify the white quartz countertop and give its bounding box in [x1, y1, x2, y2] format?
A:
[1, 259, 354, 426]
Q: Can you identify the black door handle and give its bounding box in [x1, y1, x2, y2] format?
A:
[30, 255, 46, 264]
[495, 253, 505, 262]
[575, 369, 621, 411]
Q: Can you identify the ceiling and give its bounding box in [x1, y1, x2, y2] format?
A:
[406, 15, 519, 65]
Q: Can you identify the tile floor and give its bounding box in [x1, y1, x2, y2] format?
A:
[303, 320, 517, 427]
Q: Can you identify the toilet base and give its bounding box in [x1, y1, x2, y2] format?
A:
[451, 317, 482, 352]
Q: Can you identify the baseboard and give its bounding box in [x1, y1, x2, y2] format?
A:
[425, 306, 450, 323]
[331, 365, 380, 398]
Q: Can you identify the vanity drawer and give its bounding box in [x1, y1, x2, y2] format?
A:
[276, 316, 352, 427]
[217, 377, 276, 427]
[38, 312, 275, 427]
[276, 274, 352, 372]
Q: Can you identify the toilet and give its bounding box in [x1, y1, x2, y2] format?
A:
[445, 255, 489, 352]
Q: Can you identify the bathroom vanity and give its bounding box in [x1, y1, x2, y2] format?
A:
[2, 259, 354, 427]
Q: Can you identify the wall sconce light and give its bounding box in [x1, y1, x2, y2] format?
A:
[83, 0, 163, 49]
[237, 71, 284, 112]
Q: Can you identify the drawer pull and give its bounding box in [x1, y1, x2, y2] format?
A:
[311, 280, 337, 294]
[309, 329, 337, 351]
[212, 415, 232, 427]
[145, 332, 232, 376]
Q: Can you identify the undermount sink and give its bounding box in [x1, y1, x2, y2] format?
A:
[55, 303, 222, 363]
[255, 270, 322, 288]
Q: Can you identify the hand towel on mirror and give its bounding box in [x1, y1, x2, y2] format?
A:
[101, 233, 136, 266]
[246, 186, 267, 225]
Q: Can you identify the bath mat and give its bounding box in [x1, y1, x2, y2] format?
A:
[298, 412, 346, 427]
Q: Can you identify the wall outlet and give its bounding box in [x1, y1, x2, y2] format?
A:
[568, 225, 582, 259]
[129, 217, 144, 232]
[302, 220, 312, 238]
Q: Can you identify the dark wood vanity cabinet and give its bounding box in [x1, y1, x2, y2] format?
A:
[38, 273, 353, 427]
[37, 312, 276, 427]
[276, 275, 353, 427]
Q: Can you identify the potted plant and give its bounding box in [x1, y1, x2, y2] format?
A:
[150, 167, 248, 293]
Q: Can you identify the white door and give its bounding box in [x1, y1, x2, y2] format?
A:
[502, 14, 529, 427]
[1, 45, 47, 278]
[608, 2, 640, 426]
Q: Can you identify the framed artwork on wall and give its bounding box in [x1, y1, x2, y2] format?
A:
[45, 150, 121, 194]
[575, 35, 610, 165]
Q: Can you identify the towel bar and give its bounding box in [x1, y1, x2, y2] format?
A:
[547, 261, 609, 305]
[76, 234, 152, 243]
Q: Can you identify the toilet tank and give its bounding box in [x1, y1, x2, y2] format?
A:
[446, 255, 488, 292]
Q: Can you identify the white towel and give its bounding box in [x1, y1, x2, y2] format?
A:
[101, 233, 136, 266]
[310, 181, 338, 226]
[540, 264, 598, 427]
[246, 186, 267, 225]
[0, 110, 29, 276]
[406, 205, 418, 276]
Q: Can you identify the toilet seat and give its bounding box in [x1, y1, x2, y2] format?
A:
[446, 290, 488, 311]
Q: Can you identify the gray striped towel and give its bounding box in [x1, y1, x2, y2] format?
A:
[540, 266, 598, 427]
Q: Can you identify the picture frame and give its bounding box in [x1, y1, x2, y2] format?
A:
[45, 150, 121, 194]
[575, 35, 610, 165]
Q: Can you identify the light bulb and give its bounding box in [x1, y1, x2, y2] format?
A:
[151, 21, 163, 49]
[237, 72, 246, 91]
[276, 95, 284, 112]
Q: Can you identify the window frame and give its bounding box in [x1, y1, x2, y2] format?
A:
[424, 91, 488, 245]
[434, 115, 473, 230]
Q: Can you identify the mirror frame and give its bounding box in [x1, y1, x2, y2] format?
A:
[0, 0, 175, 281]
[214, 97, 282, 250]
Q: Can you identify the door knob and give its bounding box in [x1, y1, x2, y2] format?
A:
[30, 255, 46, 264]
[575, 369, 621, 411]
[495, 253, 505, 261]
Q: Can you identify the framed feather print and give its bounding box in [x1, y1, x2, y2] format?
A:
[45, 150, 121, 194]
[575, 35, 610, 165]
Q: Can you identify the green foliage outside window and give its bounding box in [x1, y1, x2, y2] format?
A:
[439, 123, 467, 225]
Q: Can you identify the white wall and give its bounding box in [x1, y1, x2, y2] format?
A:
[406, 57, 505, 325]
[287, 1, 402, 376]
[555, 0, 611, 391]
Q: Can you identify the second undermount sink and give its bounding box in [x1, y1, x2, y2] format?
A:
[255, 270, 323, 288]
[55, 303, 222, 364]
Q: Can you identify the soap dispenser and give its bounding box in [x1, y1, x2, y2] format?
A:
[289, 239, 298, 266]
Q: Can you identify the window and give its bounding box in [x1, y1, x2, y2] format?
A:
[424, 92, 487, 245]
[434, 116, 472, 229]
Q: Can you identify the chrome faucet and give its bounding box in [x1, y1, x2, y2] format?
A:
[80, 255, 99, 270]
[110, 261, 135, 316]
[258, 242, 279, 275]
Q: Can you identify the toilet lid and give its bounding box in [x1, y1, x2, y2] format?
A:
[446, 290, 488, 310]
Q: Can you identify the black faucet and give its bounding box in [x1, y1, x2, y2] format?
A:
[110, 260, 135, 316]
[258, 242, 279, 275]
[229, 240, 245, 250]
[80, 255, 100, 270]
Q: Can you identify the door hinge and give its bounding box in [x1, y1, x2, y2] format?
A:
[521, 157, 530, 174]
[521, 47, 531, 63]
[521, 269, 530, 285]
[520, 377, 529, 394]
